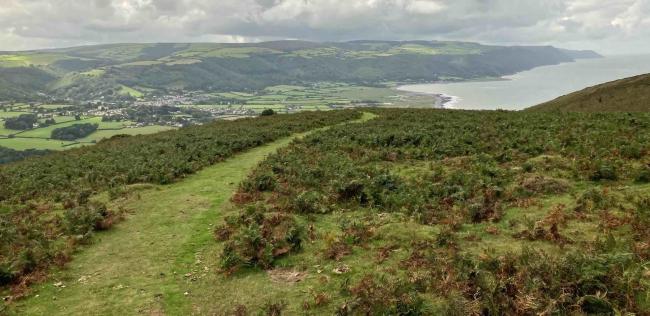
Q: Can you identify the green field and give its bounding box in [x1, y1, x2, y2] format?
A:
[38, 104, 74, 110]
[0, 137, 79, 151]
[0, 111, 28, 118]
[0, 127, 21, 136]
[78, 125, 176, 143]
[201, 83, 436, 113]
[0, 115, 173, 150]
[118, 85, 144, 98]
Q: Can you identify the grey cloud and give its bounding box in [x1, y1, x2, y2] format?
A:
[0, 0, 648, 54]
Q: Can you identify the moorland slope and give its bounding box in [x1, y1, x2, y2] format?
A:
[528, 73, 650, 112]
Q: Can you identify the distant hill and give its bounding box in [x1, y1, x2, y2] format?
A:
[0, 40, 600, 101]
[528, 73, 650, 112]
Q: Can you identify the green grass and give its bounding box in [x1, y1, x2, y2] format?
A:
[38, 104, 74, 110]
[7, 112, 375, 315]
[118, 85, 144, 98]
[79, 69, 105, 77]
[0, 137, 79, 151]
[78, 125, 176, 143]
[18, 118, 95, 138]
[0, 117, 171, 149]
[0, 127, 20, 136]
[0, 53, 66, 67]
[0, 111, 29, 118]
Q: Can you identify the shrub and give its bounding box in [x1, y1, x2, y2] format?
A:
[260, 109, 276, 116]
[518, 175, 570, 195]
[574, 188, 615, 212]
[261, 300, 286, 316]
[635, 166, 650, 183]
[241, 172, 277, 192]
[336, 180, 367, 203]
[0, 263, 16, 286]
[64, 205, 102, 239]
[590, 161, 618, 181]
[293, 191, 326, 214]
[340, 219, 374, 245]
[218, 207, 303, 272]
[338, 274, 425, 315]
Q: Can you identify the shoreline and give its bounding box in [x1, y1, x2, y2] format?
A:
[395, 86, 460, 109]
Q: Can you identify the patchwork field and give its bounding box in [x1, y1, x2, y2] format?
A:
[194, 83, 436, 114]
[0, 106, 176, 151]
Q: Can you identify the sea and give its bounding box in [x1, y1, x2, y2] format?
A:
[397, 54, 650, 110]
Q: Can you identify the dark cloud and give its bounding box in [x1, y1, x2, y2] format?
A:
[0, 0, 648, 54]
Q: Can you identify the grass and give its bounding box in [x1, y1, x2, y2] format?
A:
[0, 138, 79, 151]
[0, 117, 170, 150]
[7, 112, 375, 315]
[197, 83, 437, 114]
[17, 118, 96, 138]
[38, 104, 74, 110]
[118, 85, 144, 98]
[77, 125, 176, 143]
[0, 112, 28, 119]
[79, 69, 105, 77]
[0, 127, 20, 136]
[0, 53, 65, 67]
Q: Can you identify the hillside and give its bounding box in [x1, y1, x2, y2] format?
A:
[0, 41, 600, 101]
[528, 73, 650, 112]
[3, 109, 649, 315]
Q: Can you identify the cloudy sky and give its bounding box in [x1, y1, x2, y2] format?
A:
[0, 0, 648, 54]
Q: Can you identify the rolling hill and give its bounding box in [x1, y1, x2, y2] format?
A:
[0, 40, 600, 101]
[528, 73, 650, 112]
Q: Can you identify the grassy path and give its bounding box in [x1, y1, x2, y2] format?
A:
[10, 112, 375, 316]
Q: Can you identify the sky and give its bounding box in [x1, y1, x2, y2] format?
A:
[0, 0, 648, 54]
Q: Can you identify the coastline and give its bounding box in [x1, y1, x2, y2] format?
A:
[395, 86, 460, 109]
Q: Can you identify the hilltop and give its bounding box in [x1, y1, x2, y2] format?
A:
[0, 40, 599, 102]
[2, 109, 649, 315]
[528, 73, 650, 112]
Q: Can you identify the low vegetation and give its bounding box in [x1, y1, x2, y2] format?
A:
[0, 146, 50, 164]
[215, 109, 650, 314]
[0, 110, 360, 295]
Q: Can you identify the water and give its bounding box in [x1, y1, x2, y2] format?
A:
[397, 54, 650, 110]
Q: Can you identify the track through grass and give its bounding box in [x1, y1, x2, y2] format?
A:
[9, 112, 376, 315]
